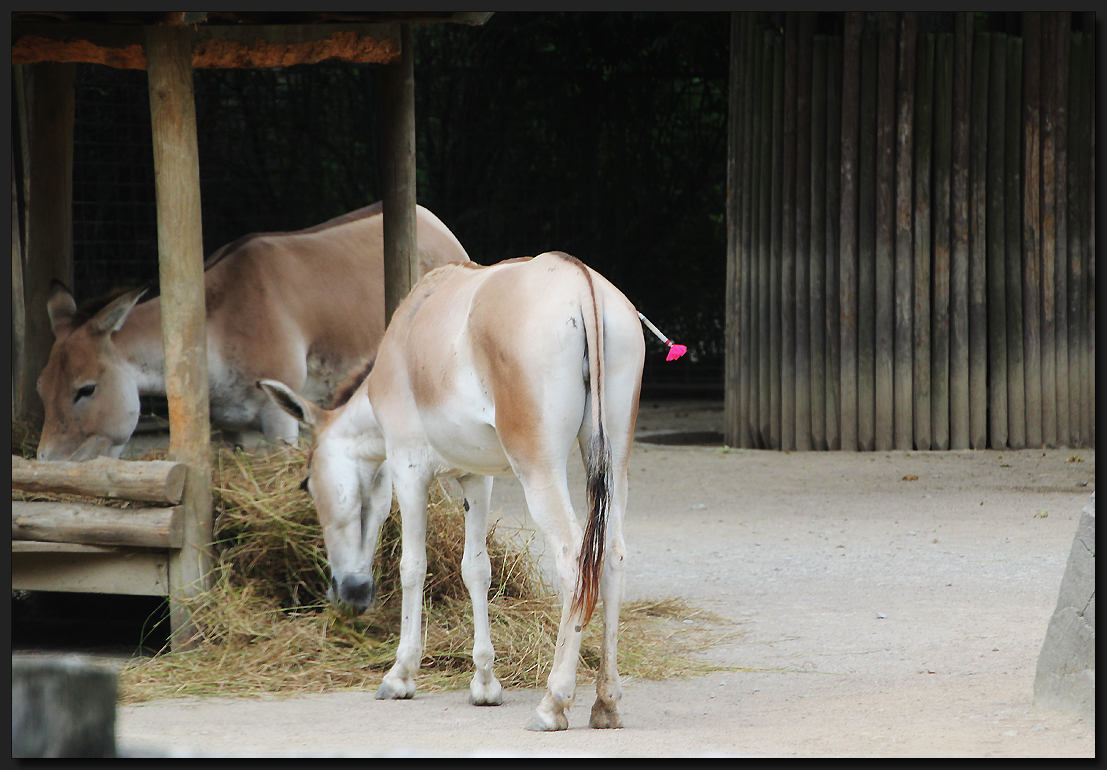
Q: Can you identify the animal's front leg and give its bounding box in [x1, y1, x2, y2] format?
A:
[376, 473, 429, 701]
[458, 475, 503, 706]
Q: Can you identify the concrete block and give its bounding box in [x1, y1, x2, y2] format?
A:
[1034, 493, 1095, 725]
[12, 654, 118, 758]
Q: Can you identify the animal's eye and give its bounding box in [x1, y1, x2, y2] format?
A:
[74, 384, 96, 403]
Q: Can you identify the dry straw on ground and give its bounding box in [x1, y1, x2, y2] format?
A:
[14, 435, 735, 702]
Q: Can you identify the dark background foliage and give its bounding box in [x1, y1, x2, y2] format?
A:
[69, 12, 734, 389]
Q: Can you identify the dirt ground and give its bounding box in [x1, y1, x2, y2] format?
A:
[107, 399, 1095, 757]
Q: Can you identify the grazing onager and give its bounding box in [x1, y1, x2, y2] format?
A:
[35, 203, 469, 461]
[259, 252, 645, 731]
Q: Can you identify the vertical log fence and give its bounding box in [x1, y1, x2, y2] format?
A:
[726, 11, 1095, 451]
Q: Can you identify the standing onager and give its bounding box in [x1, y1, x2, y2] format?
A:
[35, 203, 470, 461]
[259, 252, 645, 731]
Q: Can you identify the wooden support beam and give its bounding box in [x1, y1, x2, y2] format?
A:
[146, 23, 213, 650]
[12, 456, 186, 505]
[12, 546, 171, 596]
[381, 22, 418, 324]
[12, 501, 183, 549]
[16, 62, 75, 426]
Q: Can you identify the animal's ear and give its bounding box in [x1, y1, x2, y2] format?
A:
[46, 280, 78, 337]
[90, 286, 147, 335]
[257, 379, 322, 428]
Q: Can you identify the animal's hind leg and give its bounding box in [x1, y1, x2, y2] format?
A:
[458, 474, 503, 706]
[516, 472, 586, 731]
[589, 468, 627, 728]
[376, 468, 429, 700]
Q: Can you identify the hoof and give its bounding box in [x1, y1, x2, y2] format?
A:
[525, 713, 569, 732]
[469, 678, 503, 706]
[375, 678, 415, 700]
[589, 701, 623, 729]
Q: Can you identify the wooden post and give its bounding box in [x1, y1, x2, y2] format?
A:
[1022, 13, 1043, 448]
[838, 13, 863, 452]
[1052, 13, 1071, 446]
[1066, 32, 1090, 447]
[858, 25, 878, 452]
[769, 33, 784, 450]
[381, 22, 418, 323]
[1039, 16, 1058, 447]
[987, 33, 1009, 450]
[18, 62, 75, 426]
[894, 13, 917, 451]
[825, 35, 843, 450]
[931, 33, 954, 451]
[809, 33, 828, 451]
[1005, 38, 1026, 449]
[913, 32, 935, 451]
[756, 29, 774, 447]
[949, 13, 972, 450]
[724, 12, 740, 448]
[794, 13, 814, 451]
[146, 23, 213, 651]
[738, 15, 757, 448]
[781, 15, 797, 451]
[968, 32, 990, 449]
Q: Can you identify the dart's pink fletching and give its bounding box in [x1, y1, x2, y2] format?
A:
[665, 344, 687, 362]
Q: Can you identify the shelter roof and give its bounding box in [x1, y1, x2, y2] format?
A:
[11, 11, 492, 69]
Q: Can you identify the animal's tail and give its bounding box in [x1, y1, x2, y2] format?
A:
[568, 257, 612, 628]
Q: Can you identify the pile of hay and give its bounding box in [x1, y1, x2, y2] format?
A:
[13, 430, 731, 702]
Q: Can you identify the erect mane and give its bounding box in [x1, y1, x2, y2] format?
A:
[203, 202, 384, 270]
[67, 204, 389, 325]
[329, 356, 375, 409]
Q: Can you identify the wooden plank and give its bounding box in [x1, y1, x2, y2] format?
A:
[145, 24, 214, 651]
[858, 25, 878, 452]
[12, 548, 170, 596]
[1051, 13, 1071, 446]
[381, 23, 418, 324]
[913, 32, 935, 451]
[1066, 32, 1090, 447]
[12, 500, 183, 549]
[794, 13, 814, 451]
[986, 33, 1009, 450]
[809, 34, 828, 451]
[18, 62, 75, 426]
[12, 456, 186, 505]
[950, 13, 973, 449]
[769, 33, 784, 450]
[1022, 13, 1043, 447]
[968, 32, 990, 449]
[757, 29, 774, 447]
[1039, 16, 1058, 447]
[781, 16, 798, 452]
[825, 35, 843, 450]
[930, 33, 954, 451]
[838, 14, 863, 451]
[1005, 38, 1026, 449]
[738, 14, 758, 448]
[874, 13, 897, 452]
[724, 12, 742, 448]
[894, 13, 917, 451]
[721, 12, 739, 449]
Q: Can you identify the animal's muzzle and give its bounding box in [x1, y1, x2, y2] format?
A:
[332, 574, 375, 614]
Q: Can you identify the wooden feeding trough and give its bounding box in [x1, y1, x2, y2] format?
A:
[12, 456, 188, 599]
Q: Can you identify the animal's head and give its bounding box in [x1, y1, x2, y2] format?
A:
[257, 377, 390, 615]
[36, 282, 146, 462]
